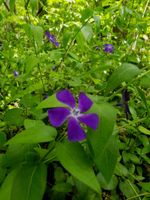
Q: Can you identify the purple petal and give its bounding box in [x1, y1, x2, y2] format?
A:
[68, 117, 86, 141]
[48, 107, 70, 127]
[78, 92, 93, 113]
[56, 90, 76, 109]
[78, 113, 99, 130]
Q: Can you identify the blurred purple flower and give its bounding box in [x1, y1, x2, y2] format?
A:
[45, 31, 59, 47]
[95, 46, 100, 50]
[13, 70, 19, 77]
[104, 44, 114, 53]
[48, 90, 99, 142]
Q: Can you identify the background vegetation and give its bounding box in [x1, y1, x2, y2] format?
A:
[0, 0, 150, 199]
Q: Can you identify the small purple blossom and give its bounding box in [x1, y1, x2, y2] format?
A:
[48, 90, 99, 142]
[104, 44, 114, 53]
[95, 46, 100, 50]
[45, 31, 59, 47]
[13, 70, 19, 77]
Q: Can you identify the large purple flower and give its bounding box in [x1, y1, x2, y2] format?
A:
[104, 44, 114, 53]
[45, 31, 59, 47]
[48, 90, 99, 142]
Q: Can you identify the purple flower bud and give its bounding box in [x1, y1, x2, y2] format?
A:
[95, 46, 100, 50]
[45, 31, 59, 47]
[13, 71, 19, 77]
[104, 44, 114, 53]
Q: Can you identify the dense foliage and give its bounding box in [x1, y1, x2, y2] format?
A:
[0, 0, 150, 199]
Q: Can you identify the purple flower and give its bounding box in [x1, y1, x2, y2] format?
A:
[48, 90, 99, 142]
[104, 44, 114, 53]
[45, 31, 59, 47]
[13, 70, 19, 77]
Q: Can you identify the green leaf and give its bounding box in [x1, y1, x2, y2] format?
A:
[140, 72, 150, 88]
[56, 142, 100, 193]
[6, 125, 57, 144]
[138, 126, 150, 135]
[4, 108, 24, 126]
[81, 24, 93, 42]
[97, 173, 118, 190]
[106, 63, 140, 91]
[30, 25, 44, 47]
[24, 119, 45, 129]
[9, 0, 15, 12]
[0, 132, 6, 147]
[37, 94, 66, 109]
[0, 169, 18, 200]
[30, 0, 38, 15]
[25, 54, 38, 73]
[87, 103, 118, 182]
[119, 179, 139, 198]
[11, 164, 47, 200]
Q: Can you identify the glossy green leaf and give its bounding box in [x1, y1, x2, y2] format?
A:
[106, 63, 140, 91]
[24, 119, 45, 129]
[81, 24, 93, 42]
[138, 126, 150, 135]
[87, 103, 118, 182]
[56, 142, 100, 193]
[37, 94, 66, 109]
[6, 125, 57, 144]
[30, 25, 44, 47]
[0, 169, 17, 200]
[4, 108, 24, 126]
[11, 164, 47, 200]
[25, 54, 38, 73]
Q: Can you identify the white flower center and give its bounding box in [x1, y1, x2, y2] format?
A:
[70, 107, 81, 119]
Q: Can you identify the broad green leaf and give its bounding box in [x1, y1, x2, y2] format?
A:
[81, 8, 93, 21]
[9, 0, 15, 12]
[138, 126, 150, 135]
[119, 179, 139, 198]
[30, 25, 44, 47]
[30, 0, 38, 15]
[0, 132, 6, 146]
[24, 119, 44, 129]
[3, 144, 36, 169]
[97, 173, 118, 190]
[0, 169, 18, 200]
[106, 63, 140, 91]
[25, 54, 38, 73]
[11, 164, 47, 200]
[37, 94, 66, 109]
[6, 125, 57, 144]
[87, 103, 118, 182]
[81, 24, 93, 41]
[4, 108, 24, 126]
[140, 72, 150, 88]
[56, 142, 100, 193]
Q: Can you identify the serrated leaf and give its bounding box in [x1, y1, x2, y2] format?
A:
[56, 142, 100, 193]
[6, 125, 57, 144]
[106, 63, 140, 91]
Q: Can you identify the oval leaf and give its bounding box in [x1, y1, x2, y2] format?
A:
[6, 125, 57, 144]
[56, 142, 100, 193]
[106, 63, 140, 91]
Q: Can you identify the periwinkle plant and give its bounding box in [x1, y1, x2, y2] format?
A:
[48, 90, 99, 141]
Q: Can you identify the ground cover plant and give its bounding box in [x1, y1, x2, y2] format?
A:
[0, 0, 150, 199]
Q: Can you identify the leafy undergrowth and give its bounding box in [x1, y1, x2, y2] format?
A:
[0, 0, 150, 200]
